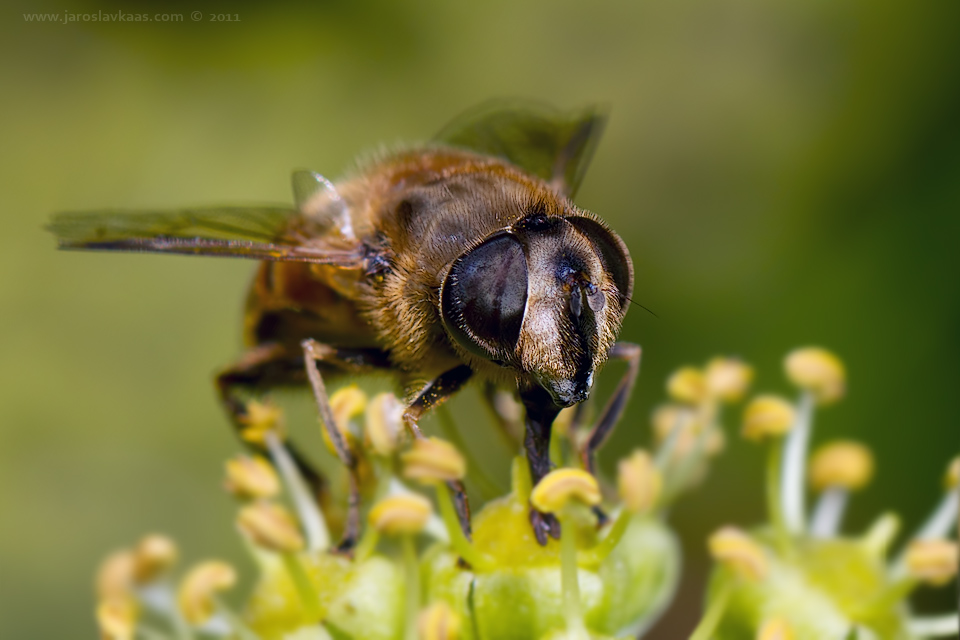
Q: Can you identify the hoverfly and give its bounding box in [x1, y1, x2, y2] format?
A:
[48, 103, 639, 547]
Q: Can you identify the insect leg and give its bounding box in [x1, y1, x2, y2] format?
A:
[215, 343, 328, 501]
[301, 339, 371, 552]
[519, 385, 564, 545]
[402, 365, 475, 538]
[579, 341, 642, 475]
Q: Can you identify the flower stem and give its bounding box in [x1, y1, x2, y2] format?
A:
[437, 483, 491, 570]
[891, 489, 959, 573]
[511, 456, 533, 502]
[559, 514, 590, 640]
[907, 614, 960, 638]
[809, 487, 849, 538]
[266, 431, 331, 553]
[353, 528, 380, 564]
[402, 535, 420, 640]
[579, 508, 631, 568]
[767, 440, 792, 557]
[782, 391, 814, 534]
[689, 582, 732, 640]
[281, 552, 323, 624]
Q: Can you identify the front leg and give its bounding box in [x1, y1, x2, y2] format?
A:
[520, 385, 563, 545]
[579, 342, 642, 475]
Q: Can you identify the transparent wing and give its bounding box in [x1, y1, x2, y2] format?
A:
[291, 170, 355, 241]
[434, 100, 608, 198]
[47, 205, 365, 265]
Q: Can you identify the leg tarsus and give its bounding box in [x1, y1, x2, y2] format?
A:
[335, 472, 361, 554]
[446, 479, 473, 538]
[520, 385, 564, 545]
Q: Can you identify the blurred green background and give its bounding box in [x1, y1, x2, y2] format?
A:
[2, 1, 958, 637]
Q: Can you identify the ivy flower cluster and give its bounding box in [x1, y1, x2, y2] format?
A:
[691, 348, 959, 640]
[91, 348, 957, 640]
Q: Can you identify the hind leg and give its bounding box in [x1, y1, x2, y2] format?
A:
[217, 341, 391, 550]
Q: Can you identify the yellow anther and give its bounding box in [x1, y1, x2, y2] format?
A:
[418, 601, 461, 640]
[666, 366, 708, 405]
[708, 526, 769, 582]
[904, 539, 959, 586]
[331, 384, 367, 430]
[131, 534, 178, 584]
[368, 494, 432, 535]
[705, 357, 754, 403]
[239, 400, 285, 445]
[757, 617, 795, 640]
[366, 392, 404, 457]
[401, 437, 467, 483]
[236, 501, 305, 553]
[177, 560, 237, 626]
[742, 395, 795, 442]
[784, 347, 846, 405]
[530, 468, 601, 514]
[96, 595, 139, 640]
[224, 454, 280, 500]
[809, 441, 874, 492]
[320, 385, 366, 456]
[96, 550, 136, 601]
[618, 450, 662, 514]
[945, 456, 959, 490]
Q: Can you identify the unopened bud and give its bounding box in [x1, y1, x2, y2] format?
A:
[809, 441, 874, 492]
[132, 534, 178, 584]
[618, 450, 662, 514]
[239, 401, 285, 445]
[368, 494, 432, 535]
[418, 601, 461, 640]
[96, 550, 136, 601]
[237, 502, 305, 553]
[530, 468, 601, 514]
[742, 395, 795, 441]
[177, 561, 237, 626]
[904, 539, 958, 586]
[366, 392, 404, 456]
[401, 437, 466, 483]
[96, 595, 138, 640]
[705, 357, 754, 403]
[945, 456, 959, 490]
[708, 526, 769, 582]
[784, 347, 846, 405]
[666, 367, 707, 405]
[224, 454, 280, 500]
[757, 617, 794, 640]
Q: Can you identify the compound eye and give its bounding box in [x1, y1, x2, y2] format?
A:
[441, 232, 528, 360]
[566, 217, 634, 310]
